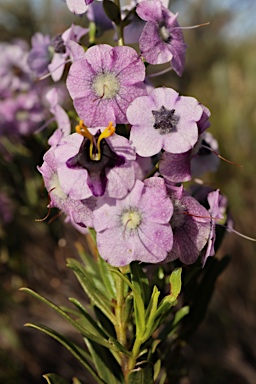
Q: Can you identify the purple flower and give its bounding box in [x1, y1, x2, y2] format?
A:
[54, 122, 136, 199]
[136, 0, 187, 76]
[45, 88, 71, 146]
[128, 87, 203, 157]
[48, 24, 88, 82]
[0, 91, 45, 136]
[38, 146, 96, 228]
[93, 177, 173, 266]
[66, 0, 94, 14]
[0, 42, 31, 97]
[66, 44, 147, 127]
[165, 185, 211, 264]
[27, 33, 52, 78]
[159, 132, 220, 183]
[202, 189, 226, 266]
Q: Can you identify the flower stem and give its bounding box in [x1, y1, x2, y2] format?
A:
[114, 271, 129, 381]
[114, 0, 124, 46]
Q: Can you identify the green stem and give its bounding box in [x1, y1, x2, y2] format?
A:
[114, 271, 129, 381]
[114, 0, 124, 46]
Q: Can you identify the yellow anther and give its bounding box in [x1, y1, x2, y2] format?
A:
[76, 120, 93, 142]
[94, 122, 115, 160]
[76, 121, 115, 162]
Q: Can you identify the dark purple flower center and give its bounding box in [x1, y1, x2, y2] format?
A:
[152, 105, 179, 135]
[170, 199, 185, 229]
[66, 132, 125, 196]
[51, 35, 66, 54]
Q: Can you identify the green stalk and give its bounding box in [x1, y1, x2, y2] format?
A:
[114, 0, 124, 46]
[114, 270, 129, 381]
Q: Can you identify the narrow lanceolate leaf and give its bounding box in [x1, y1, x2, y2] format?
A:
[169, 268, 182, 301]
[43, 373, 70, 384]
[26, 323, 106, 384]
[85, 339, 124, 384]
[69, 298, 109, 339]
[20, 288, 117, 352]
[72, 379, 82, 384]
[128, 362, 154, 384]
[130, 262, 150, 307]
[66, 259, 116, 324]
[98, 255, 116, 299]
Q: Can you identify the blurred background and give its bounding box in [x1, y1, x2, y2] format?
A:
[0, 0, 256, 383]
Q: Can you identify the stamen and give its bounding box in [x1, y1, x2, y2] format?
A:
[35, 188, 55, 222]
[183, 212, 256, 242]
[37, 58, 73, 81]
[171, 22, 210, 31]
[76, 121, 115, 161]
[95, 122, 115, 161]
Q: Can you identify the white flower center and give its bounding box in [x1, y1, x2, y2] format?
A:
[121, 208, 142, 231]
[92, 72, 120, 99]
[159, 26, 170, 42]
[50, 174, 67, 200]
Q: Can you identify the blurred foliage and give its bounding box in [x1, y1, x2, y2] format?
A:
[0, 0, 256, 383]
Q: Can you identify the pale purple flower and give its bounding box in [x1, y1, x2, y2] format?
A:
[0, 91, 44, 135]
[136, 0, 187, 76]
[202, 189, 226, 266]
[0, 42, 31, 97]
[48, 24, 88, 82]
[191, 132, 220, 177]
[54, 124, 136, 200]
[38, 146, 95, 228]
[93, 177, 173, 266]
[45, 88, 71, 146]
[128, 87, 203, 157]
[66, 44, 147, 127]
[159, 131, 220, 183]
[66, 0, 93, 14]
[27, 33, 52, 78]
[165, 185, 211, 264]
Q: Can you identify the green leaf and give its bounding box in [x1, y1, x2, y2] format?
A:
[69, 298, 109, 339]
[20, 288, 118, 352]
[128, 362, 154, 384]
[26, 323, 105, 384]
[103, 0, 121, 25]
[85, 339, 124, 384]
[158, 305, 190, 340]
[72, 249, 109, 297]
[43, 373, 69, 384]
[130, 262, 150, 307]
[72, 379, 82, 384]
[169, 267, 182, 301]
[98, 255, 116, 299]
[66, 259, 116, 324]
[153, 359, 161, 382]
[145, 286, 160, 324]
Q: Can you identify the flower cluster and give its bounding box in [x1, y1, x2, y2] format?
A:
[1, 0, 231, 267]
